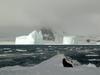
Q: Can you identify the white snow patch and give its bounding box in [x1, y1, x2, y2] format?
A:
[87, 63, 96, 68]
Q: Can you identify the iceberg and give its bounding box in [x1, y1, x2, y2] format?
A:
[63, 36, 75, 44]
[15, 30, 43, 44]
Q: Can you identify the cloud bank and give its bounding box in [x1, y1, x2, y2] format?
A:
[0, 0, 100, 39]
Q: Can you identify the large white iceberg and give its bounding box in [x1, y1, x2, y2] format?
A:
[63, 36, 75, 44]
[15, 30, 43, 44]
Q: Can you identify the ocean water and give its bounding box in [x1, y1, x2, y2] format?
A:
[0, 45, 100, 68]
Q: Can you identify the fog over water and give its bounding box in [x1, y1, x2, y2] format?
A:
[0, 0, 100, 40]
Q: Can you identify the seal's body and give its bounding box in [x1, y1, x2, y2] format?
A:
[62, 58, 73, 67]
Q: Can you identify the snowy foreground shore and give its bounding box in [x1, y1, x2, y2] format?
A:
[0, 54, 100, 75]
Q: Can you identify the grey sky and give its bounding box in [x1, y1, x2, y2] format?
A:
[0, 0, 100, 40]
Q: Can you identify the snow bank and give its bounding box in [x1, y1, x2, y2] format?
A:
[0, 54, 100, 75]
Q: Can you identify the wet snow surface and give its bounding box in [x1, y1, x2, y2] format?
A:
[0, 54, 100, 75]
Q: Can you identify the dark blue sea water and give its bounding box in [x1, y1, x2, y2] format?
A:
[0, 45, 100, 68]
